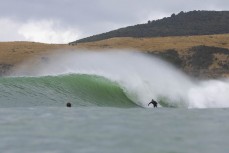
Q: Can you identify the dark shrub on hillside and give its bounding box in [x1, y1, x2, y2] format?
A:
[155, 49, 183, 67]
[188, 46, 229, 70]
[146, 49, 183, 67]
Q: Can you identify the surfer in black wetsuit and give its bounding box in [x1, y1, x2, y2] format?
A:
[148, 99, 158, 108]
[66, 102, 72, 108]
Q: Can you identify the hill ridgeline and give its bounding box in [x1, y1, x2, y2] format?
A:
[70, 10, 229, 44]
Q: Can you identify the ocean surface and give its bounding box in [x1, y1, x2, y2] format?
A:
[1, 51, 229, 153]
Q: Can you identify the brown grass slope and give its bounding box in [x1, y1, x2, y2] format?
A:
[75, 34, 229, 52]
[75, 34, 229, 78]
[1, 34, 229, 77]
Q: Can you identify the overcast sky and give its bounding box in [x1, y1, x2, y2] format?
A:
[0, 0, 229, 43]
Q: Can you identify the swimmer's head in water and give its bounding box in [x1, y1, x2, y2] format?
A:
[66, 102, 72, 107]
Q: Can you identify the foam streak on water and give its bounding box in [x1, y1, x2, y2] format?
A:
[11, 50, 229, 109]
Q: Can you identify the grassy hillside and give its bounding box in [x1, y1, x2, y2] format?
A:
[75, 34, 229, 78]
[74, 34, 229, 52]
[70, 11, 229, 44]
[1, 34, 229, 78]
[0, 42, 69, 65]
[0, 42, 73, 75]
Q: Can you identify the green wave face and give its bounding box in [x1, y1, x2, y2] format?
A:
[0, 74, 138, 108]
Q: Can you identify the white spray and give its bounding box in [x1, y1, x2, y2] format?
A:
[12, 50, 229, 109]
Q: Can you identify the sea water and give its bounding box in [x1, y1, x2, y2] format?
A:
[0, 107, 228, 153]
[1, 51, 229, 153]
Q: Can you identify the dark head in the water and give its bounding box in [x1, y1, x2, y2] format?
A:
[66, 102, 72, 107]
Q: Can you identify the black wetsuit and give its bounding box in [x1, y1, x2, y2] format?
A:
[148, 99, 158, 108]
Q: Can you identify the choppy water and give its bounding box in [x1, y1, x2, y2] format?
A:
[0, 107, 228, 153]
[1, 51, 229, 152]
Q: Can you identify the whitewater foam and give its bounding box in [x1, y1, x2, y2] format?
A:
[11, 50, 229, 109]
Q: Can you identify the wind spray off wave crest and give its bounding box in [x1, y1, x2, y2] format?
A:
[188, 79, 229, 108]
[12, 50, 229, 109]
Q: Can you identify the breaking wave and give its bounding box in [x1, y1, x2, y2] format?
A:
[2, 50, 229, 109]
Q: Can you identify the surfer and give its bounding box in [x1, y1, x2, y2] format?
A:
[66, 102, 72, 108]
[148, 99, 158, 108]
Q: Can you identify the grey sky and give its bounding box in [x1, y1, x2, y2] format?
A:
[0, 0, 229, 43]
